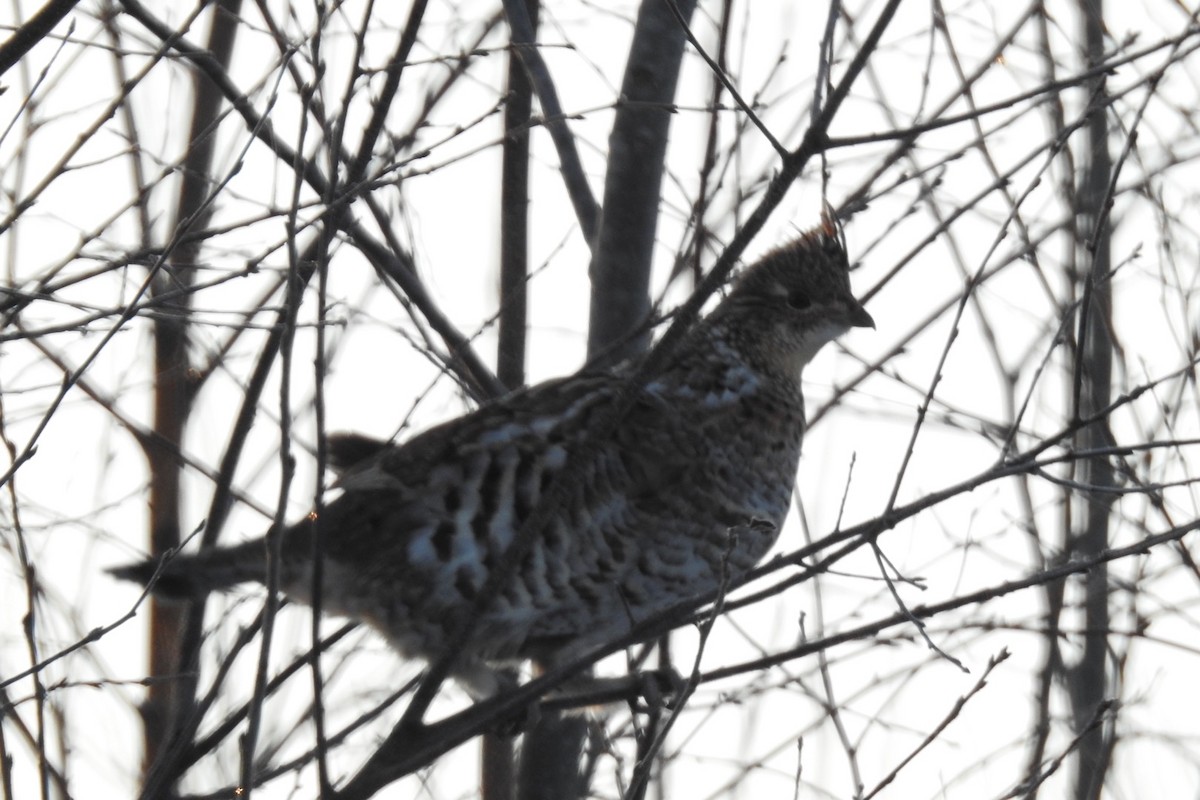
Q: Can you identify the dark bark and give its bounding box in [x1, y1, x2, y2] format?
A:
[142, 0, 241, 780]
[497, 0, 538, 395]
[130, 2, 445, 795]
[586, 0, 699, 367]
[486, 3, 540, 798]
[0, 0, 81, 76]
[504, 0, 599, 243]
[517, 3, 698, 798]
[1069, 1, 1116, 798]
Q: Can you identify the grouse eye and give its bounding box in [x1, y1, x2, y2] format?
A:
[787, 290, 811, 310]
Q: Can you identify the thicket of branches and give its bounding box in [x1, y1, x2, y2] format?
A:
[1, 1, 1198, 798]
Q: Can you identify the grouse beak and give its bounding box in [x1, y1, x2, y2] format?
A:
[845, 298, 875, 329]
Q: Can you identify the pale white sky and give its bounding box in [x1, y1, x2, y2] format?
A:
[1, 1, 1198, 797]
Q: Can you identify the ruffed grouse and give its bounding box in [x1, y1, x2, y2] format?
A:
[112, 220, 873, 696]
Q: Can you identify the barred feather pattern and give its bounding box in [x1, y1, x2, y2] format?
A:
[111, 220, 873, 695]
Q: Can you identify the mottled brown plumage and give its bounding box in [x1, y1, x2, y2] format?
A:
[112, 220, 873, 695]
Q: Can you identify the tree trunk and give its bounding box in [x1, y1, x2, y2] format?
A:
[142, 0, 242, 779]
[1069, 1, 1116, 797]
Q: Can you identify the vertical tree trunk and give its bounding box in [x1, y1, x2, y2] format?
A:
[141, 0, 242, 778]
[496, 0, 537, 395]
[586, 0, 699, 368]
[485, 3, 540, 798]
[1070, 1, 1115, 797]
[518, 1, 698, 798]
